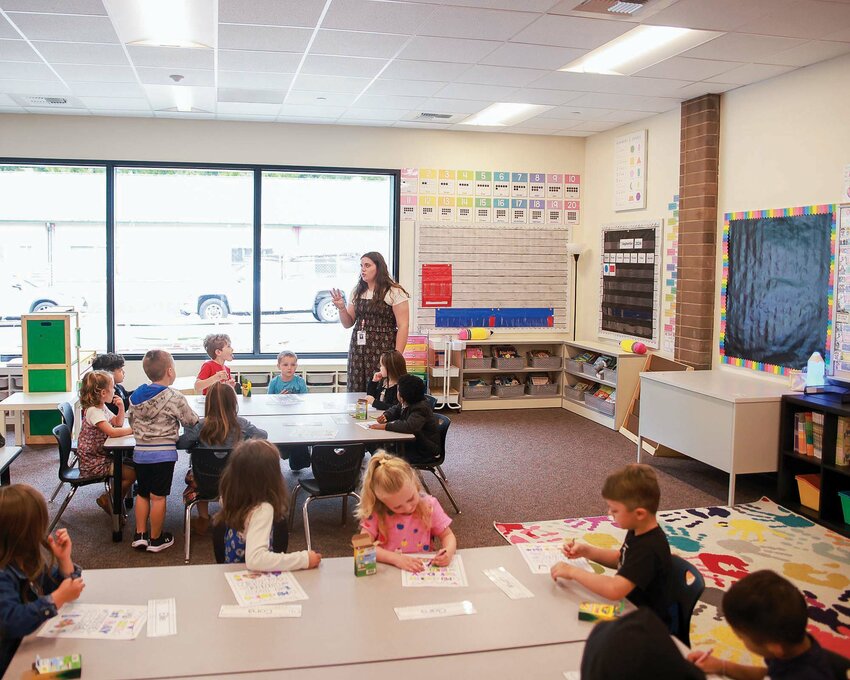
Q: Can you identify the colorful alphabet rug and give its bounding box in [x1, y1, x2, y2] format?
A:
[495, 497, 850, 664]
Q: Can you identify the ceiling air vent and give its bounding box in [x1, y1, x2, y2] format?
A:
[22, 96, 69, 106]
[575, 0, 649, 15]
[416, 112, 454, 121]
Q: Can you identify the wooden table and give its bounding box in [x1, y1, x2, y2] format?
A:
[638, 370, 791, 505]
[188, 392, 368, 417]
[0, 390, 78, 446]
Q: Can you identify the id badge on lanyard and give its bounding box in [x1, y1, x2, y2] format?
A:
[357, 330, 367, 346]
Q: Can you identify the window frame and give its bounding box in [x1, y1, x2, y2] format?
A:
[0, 157, 401, 360]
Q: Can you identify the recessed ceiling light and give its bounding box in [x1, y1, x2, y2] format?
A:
[174, 87, 192, 112]
[105, 0, 214, 49]
[460, 102, 553, 127]
[560, 25, 722, 76]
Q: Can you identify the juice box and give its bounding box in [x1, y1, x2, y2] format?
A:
[578, 600, 626, 622]
[352, 532, 377, 576]
[33, 654, 82, 678]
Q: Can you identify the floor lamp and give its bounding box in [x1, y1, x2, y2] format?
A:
[566, 243, 584, 341]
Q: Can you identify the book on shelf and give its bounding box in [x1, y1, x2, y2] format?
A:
[592, 385, 615, 400]
[805, 412, 814, 457]
[528, 375, 550, 386]
[465, 347, 484, 359]
[528, 349, 551, 358]
[813, 412, 823, 459]
[837, 416, 850, 466]
[574, 351, 599, 364]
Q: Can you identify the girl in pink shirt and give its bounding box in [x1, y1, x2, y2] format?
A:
[356, 451, 456, 573]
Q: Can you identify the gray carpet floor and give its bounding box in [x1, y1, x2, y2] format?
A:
[6, 408, 773, 570]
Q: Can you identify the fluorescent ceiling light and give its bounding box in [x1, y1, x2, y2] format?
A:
[174, 87, 192, 112]
[460, 103, 553, 127]
[104, 0, 214, 49]
[560, 25, 722, 76]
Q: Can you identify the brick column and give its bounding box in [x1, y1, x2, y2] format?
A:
[675, 94, 720, 370]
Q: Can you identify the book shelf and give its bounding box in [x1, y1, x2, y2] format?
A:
[778, 394, 850, 537]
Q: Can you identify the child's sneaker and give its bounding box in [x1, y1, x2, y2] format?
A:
[131, 532, 149, 550]
[146, 532, 174, 553]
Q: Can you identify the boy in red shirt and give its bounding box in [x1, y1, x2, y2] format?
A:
[194, 334, 237, 395]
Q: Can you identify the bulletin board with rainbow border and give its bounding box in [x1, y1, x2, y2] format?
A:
[720, 204, 836, 375]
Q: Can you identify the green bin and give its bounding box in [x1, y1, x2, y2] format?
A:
[839, 491, 850, 526]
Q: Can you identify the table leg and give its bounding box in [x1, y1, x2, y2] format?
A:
[1, 468, 9, 485]
[14, 411, 23, 447]
[636, 435, 643, 463]
[112, 449, 126, 542]
[728, 473, 736, 507]
[0, 409, 6, 445]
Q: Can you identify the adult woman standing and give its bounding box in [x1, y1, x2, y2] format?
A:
[331, 252, 410, 393]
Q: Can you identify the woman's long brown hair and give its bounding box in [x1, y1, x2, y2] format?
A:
[200, 382, 241, 446]
[352, 251, 408, 305]
[216, 440, 289, 532]
[0, 485, 53, 594]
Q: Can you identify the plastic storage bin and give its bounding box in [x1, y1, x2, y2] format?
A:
[463, 383, 492, 399]
[240, 372, 270, 388]
[338, 372, 347, 386]
[493, 383, 525, 398]
[795, 474, 821, 511]
[526, 383, 558, 396]
[584, 393, 615, 417]
[494, 357, 525, 370]
[564, 359, 582, 373]
[581, 363, 600, 378]
[528, 354, 561, 369]
[305, 372, 335, 385]
[601, 367, 618, 382]
[838, 491, 850, 525]
[309, 385, 335, 393]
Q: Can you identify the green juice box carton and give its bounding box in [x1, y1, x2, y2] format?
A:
[352, 532, 377, 576]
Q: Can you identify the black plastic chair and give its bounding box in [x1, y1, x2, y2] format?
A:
[49, 402, 78, 503]
[289, 444, 365, 551]
[184, 446, 231, 563]
[411, 413, 460, 514]
[425, 394, 438, 409]
[212, 517, 290, 564]
[48, 423, 111, 533]
[669, 554, 705, 646]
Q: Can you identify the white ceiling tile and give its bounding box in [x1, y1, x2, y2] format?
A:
[218, 25, 313, 52]
[511, 115, 570, 129]
[339, 107, 407, 121]
[480, 43, 587, 70]
[284, 91, 358, 106]
[218, 49, 301, 73]
[277, 116, 337, 124]
[279, 103, 345, 118]
[682, 34, 806, 62]
[735, 0, 850, 39]
[215, 101, 281, 115]
[219, 0, 326, 27]
[154, 110, 215, 119]
[127, 46, 213, 70]
[301, 54, 387, 78]
[758, 40, 850, 67]
[0, 16, 17, 39]
[1, 0, 106, 14]
[68, 81, 143, 97]
[323, 0, 438, 35]
[554, 130, 594, 137]
[292, 73, 371, 93]
[674, 81, 740, 99]
[415, 0, 560, 9]
[142, 83, 215, 111]
[334, 118, 391, 127]
[634, 57, 743, 81]
[568, 91, 681, 112]
[217, 88, 285, 104]
[0, 92, 16, 105]
[547, 0, 594, 12]
[32, 41, 128, 65]
[501, 126, 563, 135]
[537, 105, 619, 120]
[135, 67, 214, 87]
[22, 108, 89, 116]
[505, 87, 584, 105]
[706, 63, 796, 85]
[0, 39, 39, 61]
[217, 113, 278, 121]
[7, 13, 119, 43]
[434, 82, 518, 101]
[0, 79, 68, 95]
[84, 109, 148, 117]
[528, 70, 691, 97]
[825, 25, 850, 40]
[511, 15, 632, 49]
[417, 97, 489, 114]
[418, 6, 539, 41]
[648, 0, 775, 31]
[218, 71, 293, 90]
[455, 64, 549, 87]
[311, 30, 408, 58]
[353, 94, 428, 110]
[54, 63, 137, 82]
[398, 36, 501, 63]
[393, 120, 452, 129]
[367, 78, 445, 96]
[0, 60, 55, 80]
[603, 109, 654, 123]
[380, 59, 472, 82]
[566, 120, 619, 132]
[78, 96, 150, 110]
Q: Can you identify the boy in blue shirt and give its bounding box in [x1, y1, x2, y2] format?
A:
[268, 351, 308, 394]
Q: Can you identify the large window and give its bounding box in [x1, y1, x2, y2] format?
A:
[0, 161, 397, 358]
[0, 165, 106, 357]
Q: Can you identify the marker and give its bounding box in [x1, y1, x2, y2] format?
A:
[426, 549, 447, 566]
[696, 648, 713, 665]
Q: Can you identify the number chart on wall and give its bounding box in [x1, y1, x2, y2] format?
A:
[598, 220, 663, 348]
[832, 205, 850, 377]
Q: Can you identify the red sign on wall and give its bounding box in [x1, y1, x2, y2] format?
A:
[421, 263, 452, 308]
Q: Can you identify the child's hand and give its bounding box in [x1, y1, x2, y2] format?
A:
[369, 423, 387, 430]
[550, 562, 577, 581]
[282, 389, 291, 394]
[429, 548, 451, 567]
[307, 550, 322, 568]
[47, 529, 72, 561]
[562, 538, 587, 559]
[686, 651, 723, 674]
[376, 413, 387, 424]
[395, 554, 426, 573]
[53, 577, 85, 608]
[112, 395, 123, 409]
[372, 371, 383, 382]
[216, 370, 229, 383]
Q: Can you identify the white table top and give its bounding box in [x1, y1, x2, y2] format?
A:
[189, 392, 367, 417]
[8, 546, 605, 680]
[171, 375, 196, 394]
[640, 369, 792, 403]
[0, 390, 78, 408]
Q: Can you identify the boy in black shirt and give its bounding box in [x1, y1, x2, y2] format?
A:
[92, 352, 133, 415]
[551, 463, 672, 626]
[688, 570, 849, 680]
[369, 374, 440, 463]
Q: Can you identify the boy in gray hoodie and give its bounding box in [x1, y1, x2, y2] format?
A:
[129, 349, 199, 553]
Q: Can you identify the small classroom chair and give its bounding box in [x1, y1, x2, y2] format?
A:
[49, 401, 78, 503]
[48, 423, 111, 533]
[669, 554, 705, 647]
[411, 413, 460, 514]
[289, 444, 365, 551]
[184, 446, 231, 563]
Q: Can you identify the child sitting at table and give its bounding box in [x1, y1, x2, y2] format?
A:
[550, 464, 672, 627]
[369, 374, 440, 463]
[77, 370, 135, 514]
[178, 382, 268, 536]
[214, 439, 321, 571]
[366, 349, 407, 410]
[268, 350, 310, 471]
[0, 485, 85, 676]
[356, 451, 456, 573]
[194, 333, 237, 395]
[92, 352, 133, 415]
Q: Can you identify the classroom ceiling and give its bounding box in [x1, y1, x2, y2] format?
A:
[1, 0, 850, 136]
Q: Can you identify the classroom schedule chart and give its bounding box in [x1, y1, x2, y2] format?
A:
[8, 546, 618, 679]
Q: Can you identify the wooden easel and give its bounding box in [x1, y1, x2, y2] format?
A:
[619, 353, 692, 457]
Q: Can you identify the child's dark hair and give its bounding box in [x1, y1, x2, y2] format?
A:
[203, 334, 231, 360]
[601, 463, 660, 514]
[216, 440, 289, 532]
[397, 374, 426, 404]
[0, 485, 52, 590]
[92, 352, 125, 372]
[722, 570, 808, 647]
